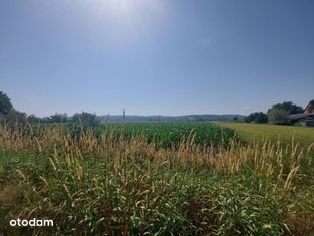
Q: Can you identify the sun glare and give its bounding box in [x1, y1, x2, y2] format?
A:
[71, 0, 168, 44]
[85, 0, 166, 21]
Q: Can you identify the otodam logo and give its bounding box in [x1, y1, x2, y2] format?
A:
[10, 218, 53, 227]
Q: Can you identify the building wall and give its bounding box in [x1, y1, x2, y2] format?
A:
[306, 120, 314, 127]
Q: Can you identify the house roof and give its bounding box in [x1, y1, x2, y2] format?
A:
[288, 113, 314, 120]
[288, 99, 314, 120]
[304, 99, 314, 114]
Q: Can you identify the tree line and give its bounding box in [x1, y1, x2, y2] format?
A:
[0, 91, 99, 126]
[245, 101, 304, 125]
[0, 91, 308, 126]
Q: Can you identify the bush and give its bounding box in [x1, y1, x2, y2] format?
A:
[0, 109, 27, 127]
[267, 109, 289, 125]
[72, 112, 99, 126]
[245, 112, 268, 124]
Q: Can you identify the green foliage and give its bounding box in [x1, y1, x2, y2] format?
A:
[0, 151, 289, 235]
[27, 115, 42, 123]
[72, 112, 98, 126]
[267, 109, 289, 125]
[0, 91, 13, 115]
[101, 122, 237, 148]
[245, 112, 268, 124]
[1, 109, 27, 126]
[267, 101, 303, 125]
[49, 113, 67, 123]
[268, 101, 303, 115]
[0, 92, 38, 126]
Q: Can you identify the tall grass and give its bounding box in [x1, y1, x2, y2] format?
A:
[0, 123, 313, 235]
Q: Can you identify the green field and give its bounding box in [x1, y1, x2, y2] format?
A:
[0, 122, 313, 235]
[97, 122, 237, 148]
[215, 122, 314, 148]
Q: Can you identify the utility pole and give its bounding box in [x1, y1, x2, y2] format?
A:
[107, 112, 110, 123]
[123, 108, 125, 123]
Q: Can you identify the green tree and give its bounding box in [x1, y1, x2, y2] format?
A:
[72, 112, 98, 126]
[4, 109, 27, 125]
[267, 101, 303, 125]
[267, 109, 289, 125]
[27, 115, 42, 123]
[49, 113, 67, 123]
[0, 91, 13, 115]
[245, 112, 268, 124]
[268, 101, 303, 115]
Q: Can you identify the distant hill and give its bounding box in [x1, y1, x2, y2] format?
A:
[97, 114, 245, 122]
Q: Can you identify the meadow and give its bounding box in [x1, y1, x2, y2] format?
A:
[215, 122, 314, 148]
[0, 122, 313, 235]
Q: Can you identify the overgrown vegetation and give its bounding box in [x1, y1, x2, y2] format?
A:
[0, 122, 313, 235]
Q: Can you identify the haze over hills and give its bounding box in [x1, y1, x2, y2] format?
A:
[97, 114, 245, 122]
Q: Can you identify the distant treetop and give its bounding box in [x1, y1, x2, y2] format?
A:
[245, 112, 268, 124]
[0, 91, 13, 115]
[268, 101, 303, 115]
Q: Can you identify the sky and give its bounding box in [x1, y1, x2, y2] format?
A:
[0, 0, 314, 117]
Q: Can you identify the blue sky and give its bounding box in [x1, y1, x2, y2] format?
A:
[1, 0, 313, 117]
